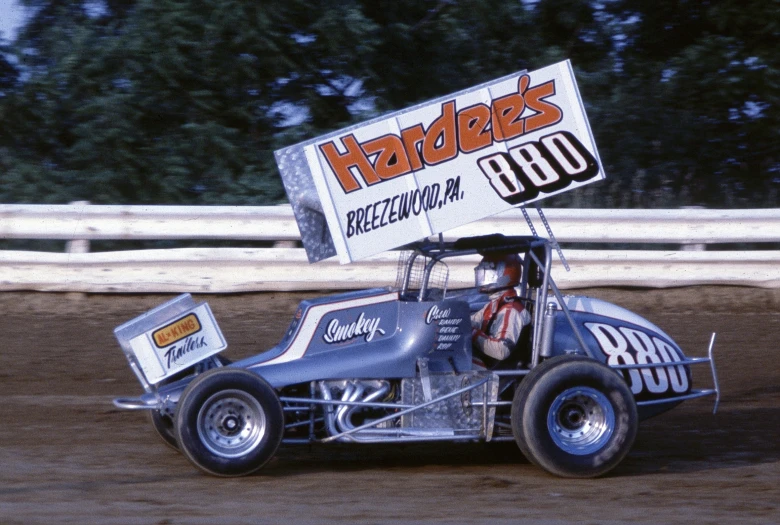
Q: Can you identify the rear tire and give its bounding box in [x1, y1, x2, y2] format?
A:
[175, 368, 283, 477]
[511, 355, 638, 478]
[149, 409, 179, 451]
[149, 355, 233, 452]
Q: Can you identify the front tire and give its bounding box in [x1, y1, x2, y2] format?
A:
[511, 355, 638, 478]
[174, 368, 283, 477]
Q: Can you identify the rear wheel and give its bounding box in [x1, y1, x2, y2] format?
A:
[511, 355, 638, 478]
[175, 368, 283, 477]
[149, 409, 178, 451]
[149, 355, 233, 452]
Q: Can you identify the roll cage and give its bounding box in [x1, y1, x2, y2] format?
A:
[398, 234, 593, 367]
[397, 233, 719, 413]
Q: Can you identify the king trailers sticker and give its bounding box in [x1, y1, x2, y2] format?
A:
[127, 303, 227, 384]
[276, 60, 604, 264]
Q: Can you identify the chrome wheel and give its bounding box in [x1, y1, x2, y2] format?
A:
[513, 356, 638, 477]
[547, 386, 615, 456]
[197, 389, 267, 458]
[176, 369, 283, 476]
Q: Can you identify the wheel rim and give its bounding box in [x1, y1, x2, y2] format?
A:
[547, 386, 615, 456]
[197, 389, 267, 458]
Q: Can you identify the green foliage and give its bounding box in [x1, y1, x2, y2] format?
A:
[590, 0, 780, 207]
[0, 0, 776, 207]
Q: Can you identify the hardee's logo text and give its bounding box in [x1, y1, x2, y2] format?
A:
[319, 75, 562, 194]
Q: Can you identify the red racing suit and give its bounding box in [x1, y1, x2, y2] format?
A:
[470, 289, 531, 362]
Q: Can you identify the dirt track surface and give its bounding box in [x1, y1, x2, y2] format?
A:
[1, 287, 778, 525]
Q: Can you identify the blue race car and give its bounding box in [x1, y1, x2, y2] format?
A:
[113, 234, 719, 478]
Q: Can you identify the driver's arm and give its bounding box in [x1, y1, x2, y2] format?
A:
[472, 304, 530, 360]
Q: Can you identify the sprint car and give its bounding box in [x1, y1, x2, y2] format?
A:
[113, 234, 719, 478]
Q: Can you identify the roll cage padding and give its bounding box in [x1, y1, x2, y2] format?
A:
[451, 234, 539, 255]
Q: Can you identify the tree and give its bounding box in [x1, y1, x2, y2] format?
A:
[0, 0, 776, 208]
[593, 0, 780, 207]
[0, 0, 381, 204]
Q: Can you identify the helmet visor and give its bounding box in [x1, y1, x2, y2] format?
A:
[474, 262, 499, 289]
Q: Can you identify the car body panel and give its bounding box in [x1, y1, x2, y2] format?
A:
[238, 289, 473, 387]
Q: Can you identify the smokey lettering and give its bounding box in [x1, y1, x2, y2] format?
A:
[164, 335, 207, 369]
[323, 312, 386, 344]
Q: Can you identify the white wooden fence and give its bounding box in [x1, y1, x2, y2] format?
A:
[0, 204, 778, 292]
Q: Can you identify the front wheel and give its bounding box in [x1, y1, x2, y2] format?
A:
[174, 368, 283, 477]
[511, 355, 638, 478]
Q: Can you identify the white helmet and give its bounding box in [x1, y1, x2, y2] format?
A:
[474, 253, 522, 293]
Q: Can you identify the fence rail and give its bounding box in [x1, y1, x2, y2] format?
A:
[1, 204, 779, 243]
[0, 204, 778, 292]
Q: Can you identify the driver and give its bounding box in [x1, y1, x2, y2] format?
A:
[470, 253, 531, 364]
